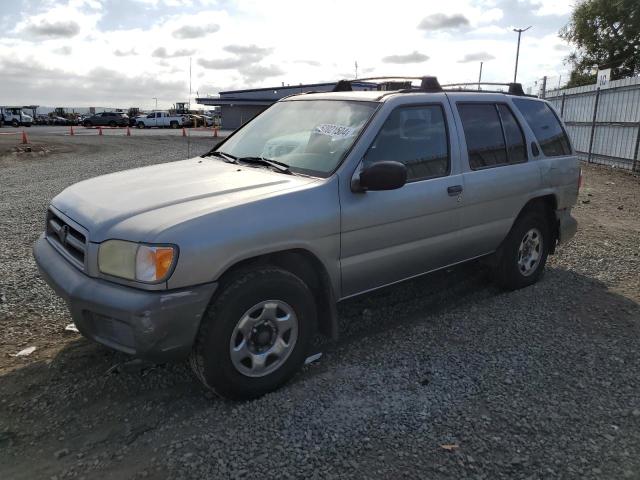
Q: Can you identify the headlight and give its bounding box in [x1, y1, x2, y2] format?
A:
[98, 240, 177, 283]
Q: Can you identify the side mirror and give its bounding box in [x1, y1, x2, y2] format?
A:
[356, 161, 407, 192]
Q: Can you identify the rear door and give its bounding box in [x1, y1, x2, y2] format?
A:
[451, 98, 541, 257]
[340, 100, 467, 298]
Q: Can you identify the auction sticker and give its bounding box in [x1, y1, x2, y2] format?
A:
[314, 124, 356, 138]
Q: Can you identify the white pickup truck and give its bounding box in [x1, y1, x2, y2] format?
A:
[134, 111, 189, 129]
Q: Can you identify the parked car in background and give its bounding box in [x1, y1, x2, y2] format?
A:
[33, 76, 579, 400]
[34, 114, 50, 126]
[135, 111, 189, 129]
[55, 116, 77, 126]
[189, 114, 214, 127]
[83, 112, 129, 127]
[0, 107, 33, 127]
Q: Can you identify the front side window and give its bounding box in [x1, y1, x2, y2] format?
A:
[218, 100, 378, 177]
[512, 98, 571, 157]
[363, 105, 449, 181]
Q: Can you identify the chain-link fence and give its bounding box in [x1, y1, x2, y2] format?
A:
[536, 75, 640, 173]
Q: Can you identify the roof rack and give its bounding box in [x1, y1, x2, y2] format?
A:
[330, 77, 528, 97]
[331, 76, 443, 93]
[441, 82, 525, 96]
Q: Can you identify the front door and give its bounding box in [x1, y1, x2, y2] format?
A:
[340, 103, 466, 298]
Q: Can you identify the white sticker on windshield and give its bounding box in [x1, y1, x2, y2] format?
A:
[314, 124, 356, 138]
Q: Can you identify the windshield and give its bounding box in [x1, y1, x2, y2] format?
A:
[217, 100, 378, 177]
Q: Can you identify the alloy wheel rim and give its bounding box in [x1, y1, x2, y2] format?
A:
[517, 228, 543, 276]
[229, 300, 298, 378]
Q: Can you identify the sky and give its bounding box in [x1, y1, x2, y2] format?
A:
[0, 0, 575, 109]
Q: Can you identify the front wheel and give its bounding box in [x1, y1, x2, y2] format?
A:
[12, 120, 19, 127]
[170, 121, 178, 129]
[137, 122, 145, 129]
[493, 209, 550, 290]
[190, 267, 317, 400]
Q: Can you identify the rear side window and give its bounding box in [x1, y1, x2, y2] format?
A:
[364, 105, 449, 181]
[458, 103, 527, 169]
[497, 105, 527, 163]
[512, 98, 571, 156]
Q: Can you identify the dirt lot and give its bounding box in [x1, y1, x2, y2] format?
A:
[1, 134, 639, 479]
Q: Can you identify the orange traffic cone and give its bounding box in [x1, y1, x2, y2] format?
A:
[213, 126, 218, 138]
[182, 127, 187, 137]
[21, 131, 29, 144]
[98, 126, 103, 136]
[70, 125, 75, 136]
[126, 126, 131, 136]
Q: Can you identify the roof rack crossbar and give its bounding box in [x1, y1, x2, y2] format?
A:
[332, 76, 442, 93]
[441, 82, 525, 95]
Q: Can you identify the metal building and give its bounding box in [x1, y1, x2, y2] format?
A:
[196, 81, 378, 130]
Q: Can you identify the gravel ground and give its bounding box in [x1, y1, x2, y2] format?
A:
[1, 135, 639, 480]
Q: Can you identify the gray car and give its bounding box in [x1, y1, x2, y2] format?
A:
[33, 77, 579, 399]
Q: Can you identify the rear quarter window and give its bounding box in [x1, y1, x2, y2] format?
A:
[512, 98, 571, 157]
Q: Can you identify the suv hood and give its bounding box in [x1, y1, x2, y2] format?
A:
[52, 157, 317, 242]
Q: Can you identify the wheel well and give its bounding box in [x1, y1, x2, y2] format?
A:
[216, 250, 338, 340]
[518, 195, 558, 253]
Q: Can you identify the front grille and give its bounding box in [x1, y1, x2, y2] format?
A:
[45, 209, 87, 268]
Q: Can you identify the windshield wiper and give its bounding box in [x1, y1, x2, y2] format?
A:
[236, 156, 292, 174]
[208, 151, 238, 164]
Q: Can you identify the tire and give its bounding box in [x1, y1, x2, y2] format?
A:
[109, 121, 117, 127]
[84, 121, 92, 127]
[493, 209, 550, 290]
[137, 122, 145, 129]
[170, 121, 178, 129]
[12, 120, 19, 127]
[190, 267, 317, 400]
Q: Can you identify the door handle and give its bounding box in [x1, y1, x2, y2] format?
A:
[447, 185, 463, 196]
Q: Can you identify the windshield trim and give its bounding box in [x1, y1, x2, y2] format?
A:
[205, 98, 382, 179]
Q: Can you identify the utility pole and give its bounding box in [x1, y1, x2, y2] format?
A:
[478, 61, 483, 90]
[354, 61, 358, 79]
[189, 57, 192, 111]
[512, 26, 531, 83]
[152, 97, 158, 110]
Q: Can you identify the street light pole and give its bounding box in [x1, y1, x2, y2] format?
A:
[152, 97, 158, 111]
[512, 26, 531, 83]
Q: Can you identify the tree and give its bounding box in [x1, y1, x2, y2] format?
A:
[560, 0, 640, 88]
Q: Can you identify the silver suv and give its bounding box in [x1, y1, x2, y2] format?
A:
[34, 77, 579, 399]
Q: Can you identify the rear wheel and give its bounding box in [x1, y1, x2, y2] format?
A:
[493, 209, 550, 290]
[190, 267, 317, 400]
[170, 121, 178, 129]
[84, 121, 92, 127]
[12, 120, 19, 127]
[108, 120, 117, 127]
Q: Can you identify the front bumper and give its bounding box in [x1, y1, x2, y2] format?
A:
[556, 208, 578, 244]
[33, 234, 217, 362]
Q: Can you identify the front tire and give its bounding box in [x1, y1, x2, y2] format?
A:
[493, 209, 550, 290]
[137, 122, 145, 129]
[190, 267, 317, 400]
